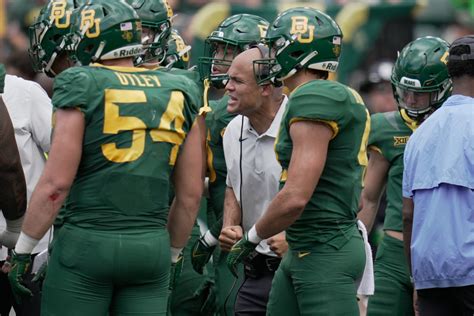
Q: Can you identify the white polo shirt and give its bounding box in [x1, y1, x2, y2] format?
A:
[223, 96, 287, 257]
[0, 74, 52, 259]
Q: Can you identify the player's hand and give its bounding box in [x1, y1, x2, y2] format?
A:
[8, 251, 33, 303]
[267, 232, 288, 257]
[169, 252, 184, 291]
[226, 233, 257, 277]
[191, 234, 216, 274]
[219, 225, 243, 252]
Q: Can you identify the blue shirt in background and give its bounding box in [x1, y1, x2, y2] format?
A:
[403, 94, 474, 290]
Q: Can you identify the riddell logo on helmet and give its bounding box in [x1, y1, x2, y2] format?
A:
[113, 47, 141, 58]
[322, 62, 337, 71]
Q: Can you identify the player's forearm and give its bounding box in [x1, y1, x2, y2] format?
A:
[22, 179, 69, 240]
[255, 187, 305, 240]
[168, 197, 200, 248]
[222, 187, 241, 228]
[357, 197, 379, 232]
[402, 198, 414, 274]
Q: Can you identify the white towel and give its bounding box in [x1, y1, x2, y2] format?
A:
[356, 220, 375, 295]
[32, 248, 48, 274]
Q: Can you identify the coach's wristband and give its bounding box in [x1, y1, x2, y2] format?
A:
[203, 230, 218, 247]
[14, 232, 39, 254]
[247, 225, 263, 244]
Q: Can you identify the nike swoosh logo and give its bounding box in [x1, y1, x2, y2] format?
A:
[298, 252, 310, 258]
[239, 138, 248, 142]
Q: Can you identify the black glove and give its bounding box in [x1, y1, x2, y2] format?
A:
[191, 233, 216, 274]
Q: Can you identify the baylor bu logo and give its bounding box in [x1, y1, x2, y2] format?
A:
[50, 0, 71, 29]
[393, 136, 409, 146]
[81, 9, 101, 38]
[290, 16, 315, 43]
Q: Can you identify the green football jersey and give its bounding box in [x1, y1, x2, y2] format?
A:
[205, 95, 235, 185]
[165, 67, 204, 108]
[205, 95, 236, 233]
[275, 80, 370, 250]
[369, 111, 417, 232]
[52, 64, 200, 231]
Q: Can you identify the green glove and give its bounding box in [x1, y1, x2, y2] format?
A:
[8, 251, 33, 303]
[226, 234, 257, 277]
[169, 252, 184, 291]
[191, 235, 216, 274]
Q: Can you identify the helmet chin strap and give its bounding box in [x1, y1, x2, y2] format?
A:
[92, 41, 106, 63]
[278, 51, 319, 81]
[399, 108, 423, 129]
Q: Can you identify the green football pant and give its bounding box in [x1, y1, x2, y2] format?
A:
[214, 247, 243, 316]
[170, 225, 214, 316]
[42, 225, 170, 316]
[267, 230, 365, 316]
[367, 233, 414, 316]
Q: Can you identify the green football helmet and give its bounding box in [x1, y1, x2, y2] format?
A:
[163, 29, 191, 69]
[68, 0, 142, 66]
[28, 0, 83, 77]
[198, 14, 269, 88]
[254, 7, 342, 84]
[391, 36, 452, 122]
[125, 0, 173, 65]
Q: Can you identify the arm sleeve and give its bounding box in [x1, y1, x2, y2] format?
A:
[367, 113, 384, 156]
[52, 67, 94, 121]
[181, 79, 200, 135]
[222, 122, 233, 188]
[286, 84, 346, 137]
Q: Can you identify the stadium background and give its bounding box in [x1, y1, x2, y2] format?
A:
[0, 0, 472, 94]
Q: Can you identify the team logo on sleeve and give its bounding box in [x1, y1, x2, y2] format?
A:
[393, 136, 409, 146]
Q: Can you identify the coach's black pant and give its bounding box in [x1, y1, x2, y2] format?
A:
[235, 253, 281, 316]
[417, 285, 474, 316]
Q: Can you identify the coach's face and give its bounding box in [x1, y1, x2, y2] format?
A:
[225, 48, 264, 116]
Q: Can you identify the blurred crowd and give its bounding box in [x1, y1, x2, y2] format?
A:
[1, 0, 473, 100]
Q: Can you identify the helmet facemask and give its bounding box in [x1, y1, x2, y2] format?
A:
[135, 20, 171, 66]
[198, 14, 269, 89]
[163, 30, 191, 70]
[200, 39, 244, 89]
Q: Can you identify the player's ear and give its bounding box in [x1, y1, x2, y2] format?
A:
[260, 83, 272, 97]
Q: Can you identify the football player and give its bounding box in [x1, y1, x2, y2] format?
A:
[358, 36, 451, 316]
[124, 2, 213, 315]
[226, 7, 370, 315]
[192, 13, 269, 315]
[8, 1, 203, 314]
